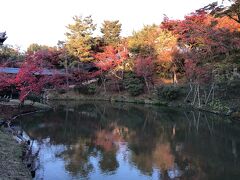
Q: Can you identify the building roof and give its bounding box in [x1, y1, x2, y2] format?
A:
[0, 32, 7, 45]
[0, 67, 65, 75]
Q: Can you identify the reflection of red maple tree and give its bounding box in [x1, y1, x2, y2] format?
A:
[94, 127, 128, 151]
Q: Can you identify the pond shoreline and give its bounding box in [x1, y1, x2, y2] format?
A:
[45, 89, 240, 119]
[0, 102, 51, 180]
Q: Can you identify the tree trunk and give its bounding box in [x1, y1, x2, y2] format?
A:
[101, 76, 106, 93]
[65, 63, 69, 89]
[197, 84, 201, 107]
[205, 84, 213, 105]
[185, 83, 193, 102]
[191, 84, 198, 105]
[144, 76, 150, 94]
[172, 70, 178, 85]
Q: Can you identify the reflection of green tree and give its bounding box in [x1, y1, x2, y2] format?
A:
[170, 111, 240, 179]
[57, 138, 94, 178]
[17, 101, 240, 179]
[18, 106, 99, 145]
[99, 150, 119, 174]
[130, 152, 153, 176]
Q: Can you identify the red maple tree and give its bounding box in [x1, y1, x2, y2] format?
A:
[14, 51, 62, 102]
[162, 11, 240, 83]
[135, 56, 154, 92]
[94, 45, 128, 92]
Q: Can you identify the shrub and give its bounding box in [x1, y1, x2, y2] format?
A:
[123, 72, 144, 96]
[157, 85, 180, 101]
[57, 89, 66, 94]
[74, 84, 97, 95]
[25, 93, 42, 102]
[87, 84, 97, 94]
[209, 99, 229, 112]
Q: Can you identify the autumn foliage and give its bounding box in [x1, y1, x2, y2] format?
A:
[15, 63, 45, 102]
[162, 11, 240, 83]
[0, 73, 15, 90]
[135, 56, 154, 91]
[95, 45, 128, 71]
[1, 8, 240, 101]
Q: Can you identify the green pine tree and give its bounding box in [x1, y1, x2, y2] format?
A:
[65, 15, 96, 62]
[100, 20, 122, 47]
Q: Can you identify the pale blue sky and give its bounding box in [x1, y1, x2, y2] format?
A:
[0, 0, 219, 50]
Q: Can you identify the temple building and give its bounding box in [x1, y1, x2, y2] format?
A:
[0, 32, 7, 45]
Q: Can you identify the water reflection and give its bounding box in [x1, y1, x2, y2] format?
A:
[16, 101, 240, 180]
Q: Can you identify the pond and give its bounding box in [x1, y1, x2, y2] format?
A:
[16, 101, 240, 180]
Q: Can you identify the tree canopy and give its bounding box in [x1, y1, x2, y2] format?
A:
[65, 15, 96, 62]
[100, 20, 122, 47]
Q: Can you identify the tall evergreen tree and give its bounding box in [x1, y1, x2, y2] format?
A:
[100, 20, 122, 47]
[65, 15, 96, 62]
[201, 0, 240, 24]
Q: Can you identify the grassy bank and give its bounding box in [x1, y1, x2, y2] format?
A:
[0, 101, 51, 180]
[0, 128, 31, 179]
[0, 104, 35, 180]
[45, 89, 168, 105]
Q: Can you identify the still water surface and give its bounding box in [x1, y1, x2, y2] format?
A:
[17, 101, 240, 180]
